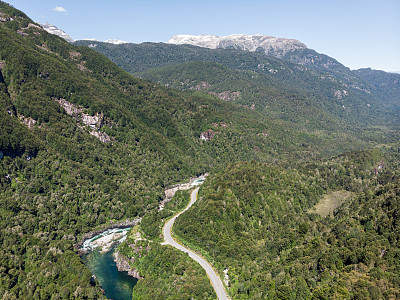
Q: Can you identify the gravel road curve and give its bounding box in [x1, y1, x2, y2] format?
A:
[162, 187, 229, 300]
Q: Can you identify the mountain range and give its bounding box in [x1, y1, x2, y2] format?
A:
[74, 38, 399, 137]
[168, 34, 307, 56]
[0, 2, 399, 299]
[40, 22, 129, 45]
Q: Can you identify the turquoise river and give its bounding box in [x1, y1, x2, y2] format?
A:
[81, 228, 137, 300]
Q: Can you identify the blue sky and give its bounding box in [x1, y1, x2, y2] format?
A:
[5, 0, 400, 72]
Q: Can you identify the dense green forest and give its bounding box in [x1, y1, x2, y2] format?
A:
[0, 1, 399, 299]
[75, 40, 400, 160]
[174, 147, 400, 299]
[0, 2, 299, 298]
[116, 189, 218, 299]
[75, 40, 400, 130]
[0, 2, 334, 298]
[137, 61, 400, 145]
[122, 240, 216, 300]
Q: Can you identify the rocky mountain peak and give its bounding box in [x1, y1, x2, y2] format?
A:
[40, 22, 74, 42]
[40, 23, 129, 45]
[168, 34, 307, 57]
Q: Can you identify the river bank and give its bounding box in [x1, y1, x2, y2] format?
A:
[79, 224, 142, 300]
[82, 245, 138, 300]
[78, 175, 208, 299]
[75, 218, 141, 254]
[159, 174, 207, 210]
[81, 227, 131, 253]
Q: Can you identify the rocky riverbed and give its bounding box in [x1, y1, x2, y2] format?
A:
[159, 174, 207, 210]
[75, 218, 141, 254]
[81, 227, 131, 253]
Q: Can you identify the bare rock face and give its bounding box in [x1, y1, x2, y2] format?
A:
[210, 91, 240, 101]
[19, 115, 37, 129]
[113, 251, 142, 279]
[0, 12, 13, 22]
[200, 129, 217, 141]
[188, 81, 212, 91]
[168, 34, 307, 57]
[56, 98, 82, 117]
[334, 89, 348, 99]
[90, 131, 112, 143]
[54, 98, 112, 143]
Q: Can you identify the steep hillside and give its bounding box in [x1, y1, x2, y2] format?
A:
[354, 68, 400, 116]
[137, 61, 400, 153]
[138, 61, 361, 130]
[167, 34, 349, 73]
[174, 147, 400, 299]
[0, 2, 319, 298]
[166, 33, 400, 107]
[1, 2, 398, 299]
[75, 40, 400, 132]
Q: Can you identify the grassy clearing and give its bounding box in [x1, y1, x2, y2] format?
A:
[309, 190, 353, 217]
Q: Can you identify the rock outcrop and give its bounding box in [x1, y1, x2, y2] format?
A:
[188, 81, 211, 91]
[19, 115, 37, 129]
[200, 129, 217, 141]
[113, 251, 142, 279]
[54, 98, 113, 143]
[210, 90, 240, 101]
[334, 89, 348, 99]
[0, 12, 13, 22]
[40, 23, 131, 45]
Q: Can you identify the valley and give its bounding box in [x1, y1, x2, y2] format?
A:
[0, 1, 399, 299]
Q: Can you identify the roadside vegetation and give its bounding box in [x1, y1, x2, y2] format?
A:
[174, 146, 400, 299]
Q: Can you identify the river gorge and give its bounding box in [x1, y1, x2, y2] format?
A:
[79, 175, 208, 299]
[81, 227, 137, 300]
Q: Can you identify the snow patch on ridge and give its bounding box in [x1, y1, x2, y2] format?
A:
[104, 39, 130, 45]
[41, 23, 130, 45]
[168, 34, 307, 57]
[41, 22, 73, 42]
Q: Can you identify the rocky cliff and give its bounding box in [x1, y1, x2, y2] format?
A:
[113, 251, 142, 279]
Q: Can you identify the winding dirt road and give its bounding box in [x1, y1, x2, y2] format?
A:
[162, 187, 229, 300]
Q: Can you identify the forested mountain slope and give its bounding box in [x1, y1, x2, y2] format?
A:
[174, 147, 400, 299]
[75, 40, 400, 132]
[0, 2, 319, 298]
[137, 61, 392, 135]
[1, 1, 398, 299]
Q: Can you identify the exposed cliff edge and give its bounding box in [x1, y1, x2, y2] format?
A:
[54, 97, 114, 143]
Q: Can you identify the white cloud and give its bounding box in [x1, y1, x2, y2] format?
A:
[53, 6, 67, 13]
